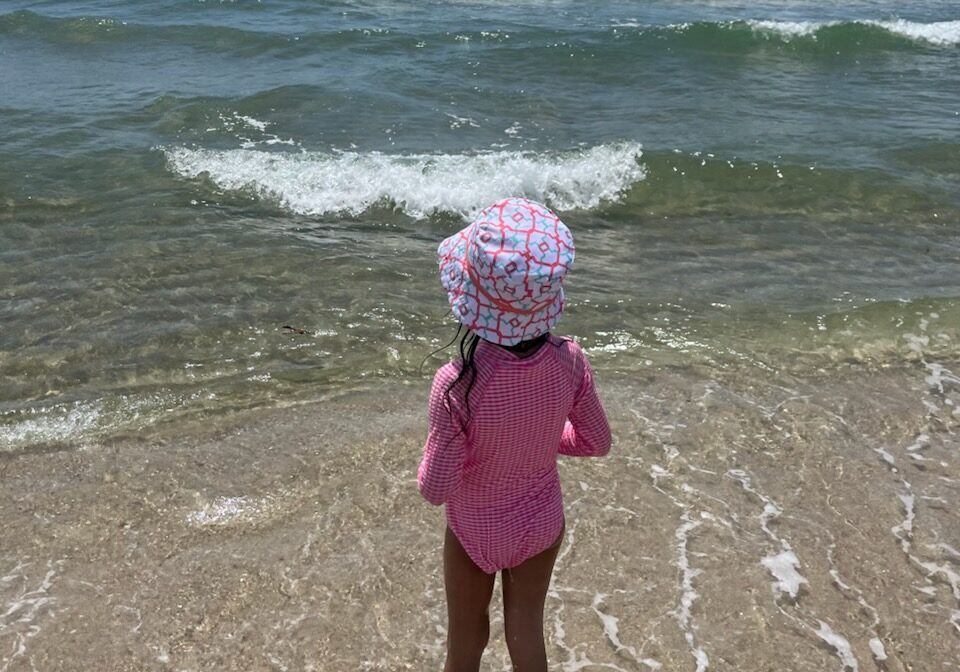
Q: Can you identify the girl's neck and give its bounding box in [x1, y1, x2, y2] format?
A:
[499, 333, 550, 359]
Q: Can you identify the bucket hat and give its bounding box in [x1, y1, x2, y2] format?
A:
[437, 197, 575, 346]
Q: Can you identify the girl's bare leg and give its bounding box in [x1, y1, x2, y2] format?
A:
[501, 527, 564, 672]
[443, 526, 496, 672]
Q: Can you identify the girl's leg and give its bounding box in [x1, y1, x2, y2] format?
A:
[443, 526, 496, 672]
[501, 527, 564, 671]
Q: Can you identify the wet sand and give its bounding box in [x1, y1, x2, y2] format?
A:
[2, 358, 959, 671]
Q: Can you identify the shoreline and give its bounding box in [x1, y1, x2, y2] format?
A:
[2, 361, 959, 670]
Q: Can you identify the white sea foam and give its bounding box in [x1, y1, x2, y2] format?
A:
[870, 19, 960, 47]
[874, 447, 896, 466]
[1, 561, 62, 671]
[673, 514, 709, 672]
[745, 18, 960, 46]
[905, 433, 930, 453]
[868, 637, 887, 662]
[761, 550, 807, 599]
[926, 362, 960, 393]
[759, 502, 782, 538]
[918, 559, 960, 600]
[0, 391, 210, 451]
[233, 114, 268, 132]
[592, 593, 639, 660]
[890, 492, 915, 553]
[619, 18, 960, 47]
[0, 401, 102, 449]
[748, 20, 824, 38]
[929, 543, 960, 560]
[162, 143, 645, 219]
[815, 621, 859, 671]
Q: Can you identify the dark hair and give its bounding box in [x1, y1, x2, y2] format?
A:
[443, 328, 481, 431]
[420, 321, 568, 442]
[436, 328, 554, 435]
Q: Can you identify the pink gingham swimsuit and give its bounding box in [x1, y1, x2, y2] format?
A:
[418, 335, 611, 574]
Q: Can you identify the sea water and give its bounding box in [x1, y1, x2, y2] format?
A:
[1, 0, 958, 448]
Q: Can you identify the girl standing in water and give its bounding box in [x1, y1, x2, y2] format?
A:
[418, 197, 611, 671]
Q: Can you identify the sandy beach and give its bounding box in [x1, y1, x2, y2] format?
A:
[3, 355, 958, 672]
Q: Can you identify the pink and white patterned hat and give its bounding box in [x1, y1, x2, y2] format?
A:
[437, 197, 575, 346]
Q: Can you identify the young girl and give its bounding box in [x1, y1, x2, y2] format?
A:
[418, 197, 612, 671]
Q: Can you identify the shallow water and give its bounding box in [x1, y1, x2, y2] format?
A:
[2, 0, 960, 448]
[2, 354, 958, 670]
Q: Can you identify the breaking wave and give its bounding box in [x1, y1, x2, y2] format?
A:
[614, 18, 960, 49]
[4, 10, 957, 54]
[162, 143, 646, 218]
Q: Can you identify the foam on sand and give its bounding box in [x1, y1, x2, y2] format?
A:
[0, 401, 101, 449]
[0, 560, 62, 671]
[162, 143, 645, 219]
[815, 621, 859, 671]
[673, 514, 709, 672]
[761, 549, 808, 599]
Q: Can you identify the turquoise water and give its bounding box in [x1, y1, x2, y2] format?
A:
[1, 0, 958, 449]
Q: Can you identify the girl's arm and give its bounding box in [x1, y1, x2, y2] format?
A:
[418, 366, 468, 504]
[559, 349, 612, 457]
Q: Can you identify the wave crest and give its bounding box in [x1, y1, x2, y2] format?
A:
[609, 18, 960, 48]
[745, 19, 960, 46]
[162, 143, 645, 218]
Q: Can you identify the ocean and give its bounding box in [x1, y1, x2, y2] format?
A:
[1, 2, 959, 670]
[2, 0, 958, 448]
